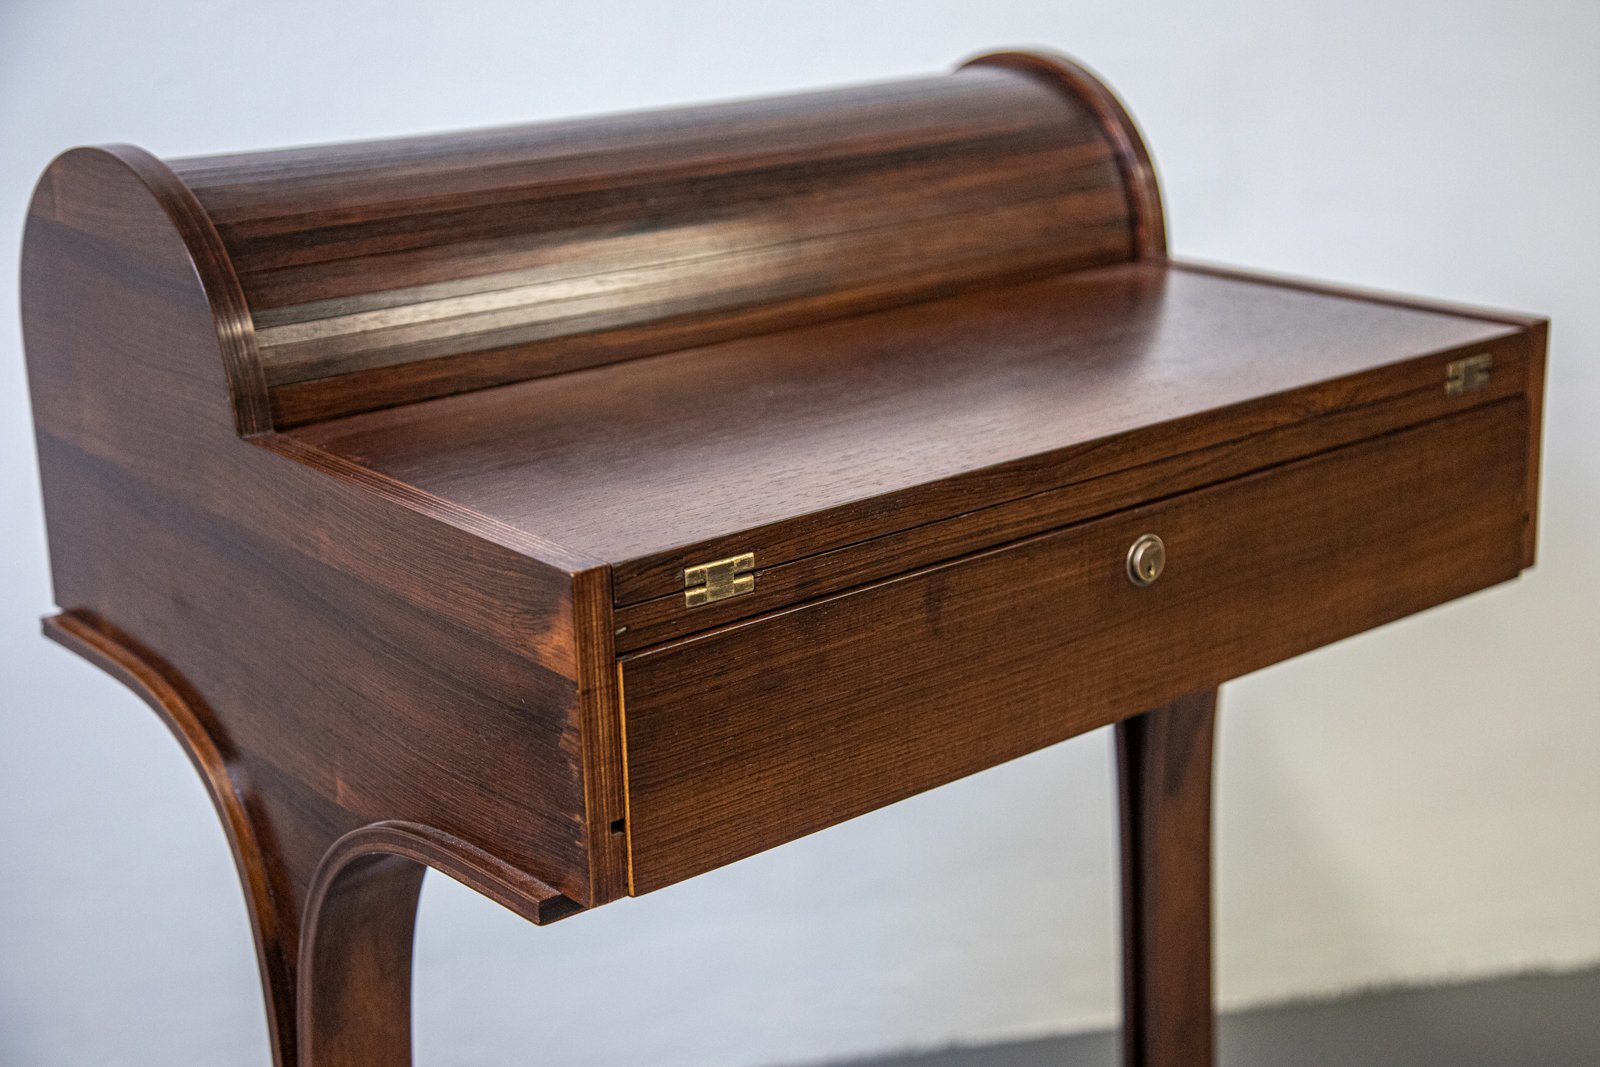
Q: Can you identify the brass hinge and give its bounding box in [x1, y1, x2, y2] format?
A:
[684, 552, 755, 607]
[1446, 353, 1493, 397]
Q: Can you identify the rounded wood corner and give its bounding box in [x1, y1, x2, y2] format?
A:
[297, 822, 582, 1066]
[958, 48, 1168, 259]
[305, 820, 584, 934]
[41, 611, 295, 1066]
[23, 144, 271, 436]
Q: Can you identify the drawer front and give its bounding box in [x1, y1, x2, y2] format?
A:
[619, 401, 1529, 894]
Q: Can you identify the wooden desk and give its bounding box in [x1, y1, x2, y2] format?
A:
[21, 49, 1546, 1067]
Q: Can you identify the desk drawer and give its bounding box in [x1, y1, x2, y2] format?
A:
[618, 401, 1528, 894]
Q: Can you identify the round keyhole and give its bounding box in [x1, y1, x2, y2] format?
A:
[1126, 533, 1166, 587]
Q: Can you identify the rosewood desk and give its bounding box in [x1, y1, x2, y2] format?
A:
[21, 49, 1547, 1067]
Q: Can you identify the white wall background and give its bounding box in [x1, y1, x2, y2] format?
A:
[2, 2, 1597, 1064]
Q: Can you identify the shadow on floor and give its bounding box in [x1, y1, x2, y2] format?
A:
[816, 966, 1600, 1067]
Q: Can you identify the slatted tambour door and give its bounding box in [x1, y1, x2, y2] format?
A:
[169, 60, 1146, 427]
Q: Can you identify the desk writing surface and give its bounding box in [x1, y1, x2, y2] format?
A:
[294, 260, 1519, 581]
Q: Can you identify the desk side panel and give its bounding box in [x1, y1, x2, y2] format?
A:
[21, 147, 622, 938]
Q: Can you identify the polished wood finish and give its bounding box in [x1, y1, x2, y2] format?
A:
[298, 852, 423, 1067]
[296, 821, 581, 1067]
[170, 57, 1146, 428]
[41, 612, 296, 1055]
[24, 144, 613, 1067]
[1118, 691, 1218, 1067]
[619, 403, 1527, 893]
[965, 50, 1165, 258]
[20, 49, 1546, 1067]
[294, 261, 1532, 618]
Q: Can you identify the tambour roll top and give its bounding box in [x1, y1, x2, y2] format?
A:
[154, 52, 1162, 429]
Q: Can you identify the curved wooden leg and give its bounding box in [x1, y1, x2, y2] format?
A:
[44, 613, 301, 1065]
[298, 853, 426, 1067]
[48, 612, 584, 1067]
[1116, 688, 1217, 1067]
[295, 823, 582, 1067]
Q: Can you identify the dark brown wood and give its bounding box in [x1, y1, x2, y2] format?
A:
[41, 612, 296, 1059]
[1176, 257, 1551, 570]
[299, 854, 423, 1067]
[1522, 317, 1550, 567]
[169, 56, 1146, 427]
[295, 261, 1530, 614]
[23, 144, 607, 1067]
[19, 49, 1546, 1067]
[964, 49, 1166, 259]
[296, 821, 581, 1066]
[609, 339, 1530, 651]
[1118, 690, 1218, 1067]
[619, 402, 1527, 893]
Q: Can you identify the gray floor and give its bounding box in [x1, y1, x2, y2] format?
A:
[825, 967, 1600, 1067]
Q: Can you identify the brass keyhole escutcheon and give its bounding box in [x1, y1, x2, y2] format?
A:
[1126, 533, 1166, 587]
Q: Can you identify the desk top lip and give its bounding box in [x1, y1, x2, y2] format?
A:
[287, 258, 1536, 598]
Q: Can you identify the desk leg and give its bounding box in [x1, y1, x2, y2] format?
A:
[298, 853, 426, 1067]
[45, 612, 585, 1067]
[294, 823, 582, 1067]
[1116, 688, 1217, 1067]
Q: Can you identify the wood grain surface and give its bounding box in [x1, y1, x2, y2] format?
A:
[294, 261, 1527, 609]
[20, 48, 1548, 1067]
[1118, 691, 1218, 1067]
[610, 335, 1529, 651]
[169, 59, 1141, 426]
[619, 401, 1529, 893]
[22, 145, 619, 1067]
